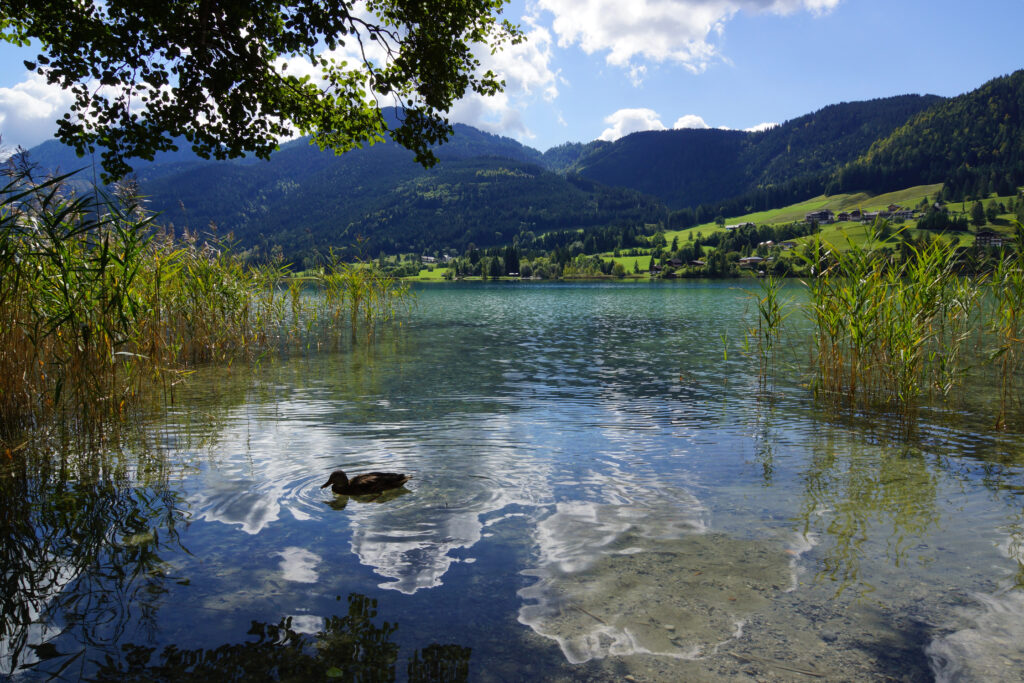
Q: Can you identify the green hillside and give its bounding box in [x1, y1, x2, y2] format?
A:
[241, 157, 666, 262]
[837, 70, 1024, 199]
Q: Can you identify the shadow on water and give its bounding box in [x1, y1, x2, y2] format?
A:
[89, 594, 470, 683]
[0, 432, 189, 679]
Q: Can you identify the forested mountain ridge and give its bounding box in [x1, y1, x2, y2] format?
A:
[565, 94, 944, 209]
[19, 70, 1024, 260]
[216, 156, 667, 261]
[22, 117, 662, 263]
[835, 70, 1024, 199]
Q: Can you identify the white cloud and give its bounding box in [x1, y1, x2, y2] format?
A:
[0, 72, 74, 151]
[598, 108, 666, 141]
[601, 110, 779, 140]
[536, 0, 841, 76]
[449, 22, 560, 140]
[272, 18, 559, 143]
[672, 114, 710, 129]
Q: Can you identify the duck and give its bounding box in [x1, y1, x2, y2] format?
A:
[320, 469, 411, 495]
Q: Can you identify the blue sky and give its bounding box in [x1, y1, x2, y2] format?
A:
[1, 0, 1022, 154]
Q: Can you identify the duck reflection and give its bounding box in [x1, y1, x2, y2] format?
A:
[89, 593, 471, 682]
[327, 487, 411, 510]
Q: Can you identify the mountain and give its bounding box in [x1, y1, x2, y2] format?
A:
[563, 94, 944, 209]
[233, 156, 666, 260]
[836, 70, 1024, 199]
[128, 126, 665, 262]
[20, 71, 1024, 259]
[134, 91, 945, 254]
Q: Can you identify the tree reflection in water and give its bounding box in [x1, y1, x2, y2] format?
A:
[0, 432, 189, 678]
[91, 594, 470, 682]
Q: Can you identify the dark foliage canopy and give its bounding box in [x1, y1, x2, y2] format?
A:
[1, 0, 520, 179]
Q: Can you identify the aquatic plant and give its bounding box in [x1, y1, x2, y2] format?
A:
[990, 222, 1024, 429]
[0, 163, 411, 438]
[798, 221, 979, 424]
[321, 251, 412, 339]
[749, 274, 791, 383]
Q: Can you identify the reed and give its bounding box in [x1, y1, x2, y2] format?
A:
[0, 164, 410, 438]
[750, 274, 790, 382]
[990, 222, 1024, 429]
[799, 221, 978, 424]
[321, 250, 412, 339]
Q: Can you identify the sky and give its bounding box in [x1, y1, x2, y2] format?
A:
[1, 0, 1022, 155]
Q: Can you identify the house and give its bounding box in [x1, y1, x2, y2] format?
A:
[421, 255, 437, 264]
[689, 259, 706, 267]
[837, 211, 852, 222]
[649, 262, 663, 274]
[758, 240, 774, 248]
[668, 257, 683, 268]
[739, 256, 765, 268]
[975, 229, 1008, 248]
[805, 210, 834, 224]
[779, 241, 798, 251]
[725, 222, 755, 231]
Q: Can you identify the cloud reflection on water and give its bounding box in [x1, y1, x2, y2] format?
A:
[928, 534, 1024, 682]
[187, 401, 558, 594]
[344, 415, 556, 593]
[277, 547, 322, 583]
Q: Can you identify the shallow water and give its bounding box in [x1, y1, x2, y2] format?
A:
[4, 280, 1024, 681]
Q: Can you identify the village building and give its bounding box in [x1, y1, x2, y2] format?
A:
[975, 229, 1009, 248]
[804, 210, 835, 224]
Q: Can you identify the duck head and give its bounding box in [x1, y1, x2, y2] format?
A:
[320, 470, 349, 489]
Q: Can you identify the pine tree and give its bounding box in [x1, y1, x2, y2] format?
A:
[971, 201, 987, 228]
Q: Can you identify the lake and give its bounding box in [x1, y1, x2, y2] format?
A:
[3, 280, 1024, 681]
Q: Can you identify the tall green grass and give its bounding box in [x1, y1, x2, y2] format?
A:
[798, 222, 980, 424]
[990, 228, 1024, 428]
[0, 164, 410, 438]
[750, 274, 790, 384]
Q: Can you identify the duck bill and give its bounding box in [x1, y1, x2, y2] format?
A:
[320, 481, 331, 489]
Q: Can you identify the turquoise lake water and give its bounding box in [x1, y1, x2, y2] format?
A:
[3, 281, 1024, 681]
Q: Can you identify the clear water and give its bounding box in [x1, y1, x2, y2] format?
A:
[4, 281, 1024, 681]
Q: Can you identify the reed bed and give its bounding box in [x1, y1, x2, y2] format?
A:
[990, 234, 1024, 428]
[0, 164, 411, 438]
[797, 221, 1024, 428]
